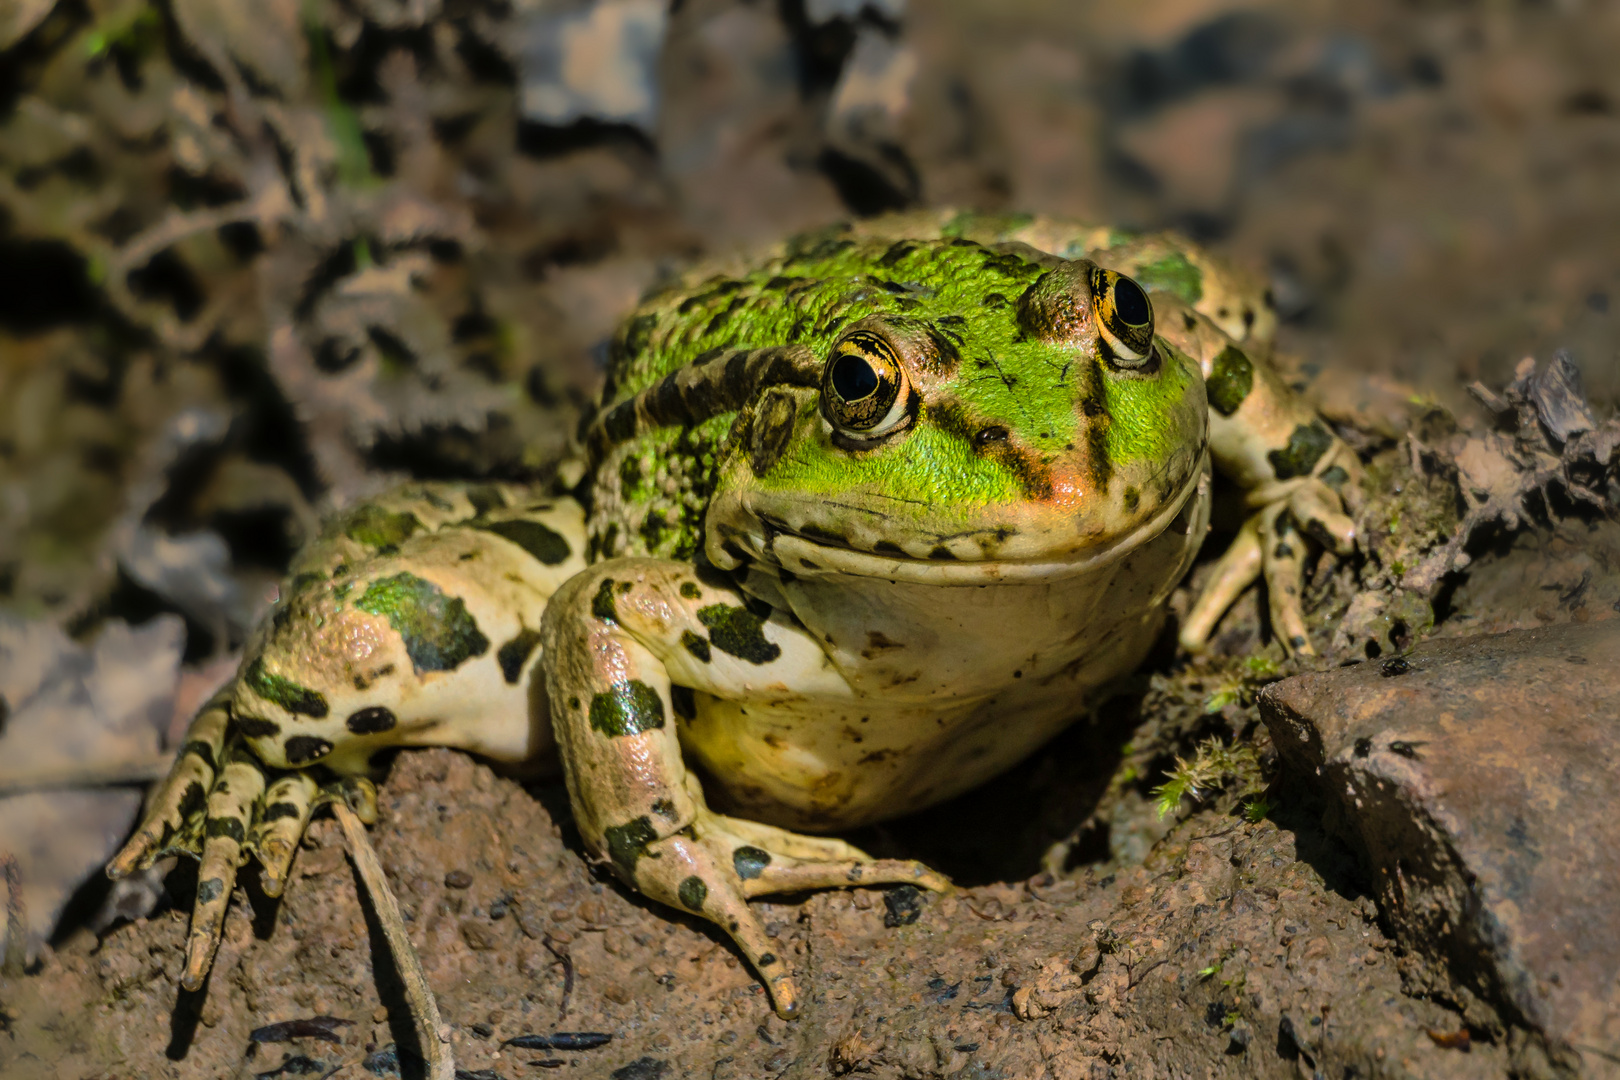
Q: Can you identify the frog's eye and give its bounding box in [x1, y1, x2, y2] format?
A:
[1091, 268, 1156, 367]
[820, 331, 912, 438]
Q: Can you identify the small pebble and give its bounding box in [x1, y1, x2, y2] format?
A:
[445, 870, 474, 889]
[372, 1006, 388, 1023]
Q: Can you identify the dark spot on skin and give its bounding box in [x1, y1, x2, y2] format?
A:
[181, 740, 216, 770]
[638, 511, 667, 552]
[750, 387, 798, 477]
[205, 817, 246, 843]
[669, 684, 696, 720]
[678, 876, 708, 911]
[1077, 358, 1113, 491]
[679, 582, 701, 600]
[651, 799, 678, 821]
[589, 680, 666, 737]
[346, 706, 398, 734]
[681, 630, 712, 663]
[355, 573, 490, 674]
[1123, 486, 1140, 513]
[1380, 657, 1410, 677]
[344, 505, 422, 549]
[928, 545, 957, 561]
[260, 800, 304, 824]
[285, 736, 334, 764]
[568, 696, 581, 710]
[733, 846, 771, 880]
[197, 878, 225, 904]
[1273, 542, 1296, 559]
[696, 605, 781, 664]
[1353, 737, 1372, 758]
[618, 455, 643, 491]
[498, 627, 543, 683]
[1182, 311, 1197, 331]
[1206, 345, 1254, 417]
[593, 579, 619, 622]
[180, 780, 207, 816]
[236, 716, 281, 739]
[1388, 740, 1425, 760]
[246, 658, 330, 719]
[465, 485, 506, 516]
[873, 540, 904, 556]
[757, 953, 778, 966]
[1319, 465, 1350, 489]
[475, 519, 572, 566]
[604, 817, 659, 879]
[1267, 421, 1334, 480]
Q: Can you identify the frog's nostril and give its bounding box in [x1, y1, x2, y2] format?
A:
[974, 425, 1009, 447]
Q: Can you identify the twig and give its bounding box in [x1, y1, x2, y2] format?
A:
[2, 854, 26, 976]
[542, 934, 574, 1021]
[331, 800, 455, 1080]
[0, 755, 175, 796]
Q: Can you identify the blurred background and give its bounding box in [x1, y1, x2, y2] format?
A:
[0, 0, 1617, 992]
[2, 0, 1618, 636]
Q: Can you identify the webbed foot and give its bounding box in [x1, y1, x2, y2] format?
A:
[1181, 451, 1360, 656]
[108, 694, 376, 988]
[625, 807, 949, 1019]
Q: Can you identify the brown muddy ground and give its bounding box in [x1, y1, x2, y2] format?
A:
[2, 0, 1618, 1077]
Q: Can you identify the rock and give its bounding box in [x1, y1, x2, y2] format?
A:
[1260, 620, 1620, 1077]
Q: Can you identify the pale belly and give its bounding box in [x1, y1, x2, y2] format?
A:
[678, 470, 1212, 831]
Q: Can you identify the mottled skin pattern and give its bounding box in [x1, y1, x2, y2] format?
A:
[110, 211, 1358, 1018]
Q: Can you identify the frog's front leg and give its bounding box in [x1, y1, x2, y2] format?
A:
[1167, 315, 1362, 654]
[540, 559, 947, 1018]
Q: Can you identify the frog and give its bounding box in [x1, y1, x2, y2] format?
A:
[108, 210, 1359, 1020]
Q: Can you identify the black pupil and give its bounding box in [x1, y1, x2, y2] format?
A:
[1113, 276, 1150, 327]
[831, 353, 880, 401]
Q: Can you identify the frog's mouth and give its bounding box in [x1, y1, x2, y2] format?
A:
[718, 454, 1209, 586]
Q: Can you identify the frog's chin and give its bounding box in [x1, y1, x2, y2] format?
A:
[717, 459, 1209, 586]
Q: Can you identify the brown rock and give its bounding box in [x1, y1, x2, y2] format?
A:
[1260, 620, 1620, 1077]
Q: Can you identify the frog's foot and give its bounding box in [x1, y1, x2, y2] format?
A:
[1180, 470, 1357, 656]
[109, 697, 377, 988]
[626, 809, 947, 1019]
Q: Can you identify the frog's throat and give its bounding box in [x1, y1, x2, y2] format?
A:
[744, 452, 1209, 586]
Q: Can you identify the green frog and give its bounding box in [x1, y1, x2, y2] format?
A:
[108, 211, 1358, 1018]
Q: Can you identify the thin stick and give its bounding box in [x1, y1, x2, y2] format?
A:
[331, 801, 455, 1080]
[0, 756, 175, 796]
[2, 854, 26, 976]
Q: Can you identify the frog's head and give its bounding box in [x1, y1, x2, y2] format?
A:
[708, 244, 1209, 583]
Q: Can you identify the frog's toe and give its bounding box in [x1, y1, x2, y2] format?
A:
[1180, 511, 1264, 651]
[181, 741, 268, 990]
[107, 696, 230, 878]
[1288, 480, 1356, 556]
[252, 772, 318, 898]
[629, 828, 804, 1019]
[1259, 504, 1313, 656]
[740, 855, 949, 897]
